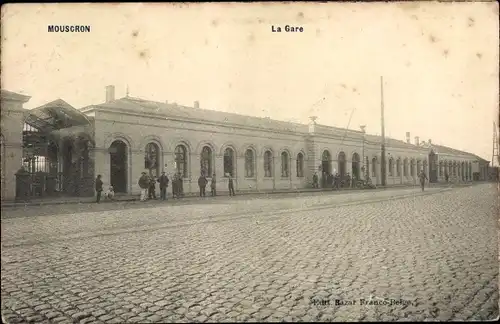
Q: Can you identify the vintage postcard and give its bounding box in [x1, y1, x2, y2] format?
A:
[1, 1, 499, 323]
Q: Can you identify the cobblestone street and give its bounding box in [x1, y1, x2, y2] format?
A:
[1, 184, 498, 323]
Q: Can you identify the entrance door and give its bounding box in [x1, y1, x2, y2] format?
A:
[110, 140, 127, 193]
[428, 151, 438, 183]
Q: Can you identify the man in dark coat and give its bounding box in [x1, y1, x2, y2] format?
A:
[172, 173, 178, 198]
[148, 175, 157, 199]
[198, 173, 208, 197]
[177, 172, 184, 198]
[138, 172, 149, 201]
[419, 170, 428, 191]
[312, 172, 319, 188]
[210, 173, 217, 197]
[228, 174, 236, 196]
[95, 174, 103, 203]
[158, 172, 169, 200]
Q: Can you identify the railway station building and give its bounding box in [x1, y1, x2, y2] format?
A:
[0, 87, 491, 201]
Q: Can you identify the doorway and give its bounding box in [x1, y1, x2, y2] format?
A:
[110, 140, 128, 193]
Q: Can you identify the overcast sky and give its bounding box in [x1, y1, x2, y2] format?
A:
[1, 2, 498, 160]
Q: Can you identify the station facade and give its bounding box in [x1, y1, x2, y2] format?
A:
[0, 87, 491, 201]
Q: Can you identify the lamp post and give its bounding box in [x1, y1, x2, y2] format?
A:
[360, 125, 366, 180]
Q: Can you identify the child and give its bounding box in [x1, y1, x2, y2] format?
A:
[104, 186, 115, 200]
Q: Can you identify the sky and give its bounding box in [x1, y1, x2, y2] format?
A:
[1, 2, 498, 161]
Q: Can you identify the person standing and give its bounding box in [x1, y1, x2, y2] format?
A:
[312, 172, 319, 188]
[177, 172, 184, 198]
[210, 173, 217, 197]
[158, 172, 169, 200]
[95, 174, 103, 203]
[148, 175, 157, 200]
[138, 172, 149, 201]
[172, 173, 178, 198]
[419, 169, 428, 191]
[198, 173, 208, 197]
[228, 174, 236, 196]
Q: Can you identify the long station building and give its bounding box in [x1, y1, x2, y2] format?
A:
[0, 87, 491, 201]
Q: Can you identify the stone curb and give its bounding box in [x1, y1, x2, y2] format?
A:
[0, 182, 476, 209]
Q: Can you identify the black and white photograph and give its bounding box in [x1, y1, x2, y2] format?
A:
[1, 1, 499, 323]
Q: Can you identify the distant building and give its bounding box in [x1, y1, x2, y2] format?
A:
[0, 87, 490, 201]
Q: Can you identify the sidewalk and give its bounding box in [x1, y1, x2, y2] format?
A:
[0, 181, 476, 209]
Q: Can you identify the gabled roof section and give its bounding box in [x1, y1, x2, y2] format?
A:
[1, 89, 31, 102]
[432, 144, 488, 161]
[25, 99, 91, 132]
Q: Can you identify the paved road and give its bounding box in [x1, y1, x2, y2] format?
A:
[1, 184, 498, 323]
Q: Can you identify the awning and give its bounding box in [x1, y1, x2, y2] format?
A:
[25, 99, 91, 132]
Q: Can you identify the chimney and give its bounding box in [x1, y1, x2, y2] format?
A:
[415, 136, 420, 146]
[406, 132, 410, 144]
[194, 101, 200, 109]
[105, 85, 115, 103]
[428, 139, 432, 145]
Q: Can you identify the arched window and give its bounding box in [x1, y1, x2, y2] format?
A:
[388, 158, 394, 176]
[264, 150, 273, 177]
[410, 159, 415, 177]
[244, 149, 255, 178]
[175, 145, 188, 178]
[396, 158, 401, 177]
[223, 147, 235, 177]
[416, 160, 422, 175]
[403, 158, 408, 176]
[145, 143, 160, 177]
[296, 153, 304, 177]
[200, 146, 212, 176]
[371, 157, 377, 177]
[281, 151, 289, 177]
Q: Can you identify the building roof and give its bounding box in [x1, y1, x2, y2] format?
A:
[25, 99, 92, 132]
[1, 90, 31, 102]
[84, 95, 488, 161]
[87, 96, 309, 134]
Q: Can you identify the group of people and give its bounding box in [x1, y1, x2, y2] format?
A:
[197, 173, 236, 197]
[94, 175, 115, 203]
[94, 168, 430, 203]
[138, 171, 185, 201]
[311, 169, 429, 191]
[312, 171, 358, 189]
[94, 171, 236, 203]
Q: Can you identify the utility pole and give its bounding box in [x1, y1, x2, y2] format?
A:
[380, 76, 387, 186]
[493, 122, 499, 167]
[360, 125, 366, 180]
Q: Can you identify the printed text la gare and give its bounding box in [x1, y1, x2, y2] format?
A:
[272, 25, 304, 33]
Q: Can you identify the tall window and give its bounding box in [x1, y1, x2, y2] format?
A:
[281, 151, 289, 177]
[388, 158, 394, 176]
[416, 160, 422, 174]
[264, 150, 273, 177]
[439, 162, 443, 177]
[175, 145, 187, 178]
[201, 146, 212, 176]
[145, 143, 160, 177]
[223, 148, 235, 177]
[296, 153, 304, 177]
[411, 160, 415, 176]
[396, 158, 401, 177]
[245, 149, 255, 178]
[371, 157, 377, 177]
[403, 158, 408, 176]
